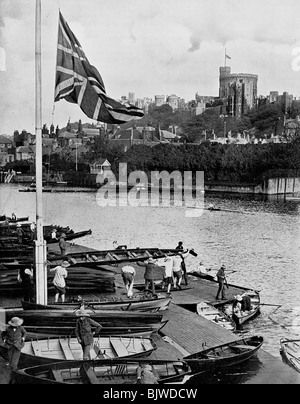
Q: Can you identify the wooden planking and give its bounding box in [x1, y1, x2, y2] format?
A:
[110, 338, 129, 357]
[59, 339, 74, 360]
[160, 303, 239, 355]
[31, 340, 43, 357]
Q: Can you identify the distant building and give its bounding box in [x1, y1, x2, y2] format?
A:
[155, 95, 165, 107]
[219, 66, 258, 118]
[89, 158, 111, 175]
[0, 135, 13, 152]
[15, 146, 35, 161]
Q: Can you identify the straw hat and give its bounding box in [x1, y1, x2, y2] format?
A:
[235, 295, 243, 302]
[8, 317, 24, 327]
[61, 261, 70, 268]
[76, 309, 90, 317]
[147, 257, 156, 264]
[60, 233, 66, 238]
[16, 223, 21, 227]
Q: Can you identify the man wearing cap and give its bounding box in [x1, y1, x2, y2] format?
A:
[137, 258, 163, 295]
[215, 264, 228, 300]
[75, 310, 102, 360]
[1, 317, 26, 371]
[50, 261, 70, 303]
[59, 233, 67, 255]
[16, 223, 24, 244]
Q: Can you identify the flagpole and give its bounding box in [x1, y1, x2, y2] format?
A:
[35, 0, 48, 305]
[225, 48, 226, 67]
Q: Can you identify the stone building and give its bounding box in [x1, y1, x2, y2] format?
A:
[219, 66, 258, 118]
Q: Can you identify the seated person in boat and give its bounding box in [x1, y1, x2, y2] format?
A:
[136, 363, 159, 384]
[234, 295, 253, 316]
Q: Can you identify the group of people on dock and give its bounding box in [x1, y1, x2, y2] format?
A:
[120, 242, 193, 298]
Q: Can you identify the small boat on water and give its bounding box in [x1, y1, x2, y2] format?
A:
[0, 335, 156, 368]
[231, 290, 261, 327]
[196, 302, 236, 332]
[183, 336, 264, 373]
[21, 292, 172, 312]
[4, 309, 168, 338]
[280, 338, 300, 373]
[13, 358, 192, 385]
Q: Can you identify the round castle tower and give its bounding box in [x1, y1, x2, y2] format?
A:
[219, 66, 258, 117]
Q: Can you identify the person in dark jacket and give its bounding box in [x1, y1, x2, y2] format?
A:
[1, 317, 26, 371]
[59, 233, 67, 256]
[215, 264, 228, 300]
[16, 223, 24, 244]
[18, 267, 35, 303]
[75, 310, 102, 360]
[137, 258, 163, 295]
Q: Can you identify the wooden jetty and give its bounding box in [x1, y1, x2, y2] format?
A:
[0, 242, 299, 384]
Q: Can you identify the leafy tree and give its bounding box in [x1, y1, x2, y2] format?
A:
[250, 104, 283, 135]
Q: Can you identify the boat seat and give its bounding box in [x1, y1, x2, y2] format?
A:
[110, 253, 121, 260]
[68, 257, 77, 265]
[231, 345, 253, 350]
[93, 343, 105, 359]
[31, 340, 43, 357]
[85, 254, 94, 262]
[110, 339, 128, 357]
[59, 339, 74, 360]
[81, 365, 100, 384]
[91, 255, 99, 261]
[51, 369, 64, 383]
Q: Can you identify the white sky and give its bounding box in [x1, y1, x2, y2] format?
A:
[1, 0, 300, 135]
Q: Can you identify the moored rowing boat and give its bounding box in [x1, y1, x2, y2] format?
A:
[13, 358, 192, 385]
[183, 336, 264, 372]
[0, 335, 156, 367]
[280, 338, 300, 373]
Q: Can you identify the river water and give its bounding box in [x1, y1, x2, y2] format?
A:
[1, 183, 300, 359]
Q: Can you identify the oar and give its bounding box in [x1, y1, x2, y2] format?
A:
[259, 304, 282, 308]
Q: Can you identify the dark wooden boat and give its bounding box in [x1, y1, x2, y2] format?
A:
[280, 338, 300, 373]
[0, 216, 29, 223]
[183, 336, 264, 372]
[13, 358, 192, 384]
[0, 266, 116, 294]
[0, 247, 181, 269]
[196, 302, 236, 332]
[46, 229, 92, 244]
[21, 292, 172, 312]
[4, 309, 168, 338]
[0, 335, 156, 367]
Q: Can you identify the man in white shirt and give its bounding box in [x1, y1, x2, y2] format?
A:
[50, 260, 70, 302]
[121, 265, 136, 298]
[161, 255, 174, 294]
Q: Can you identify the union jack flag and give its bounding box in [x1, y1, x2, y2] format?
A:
[54, 12, 144, 124]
